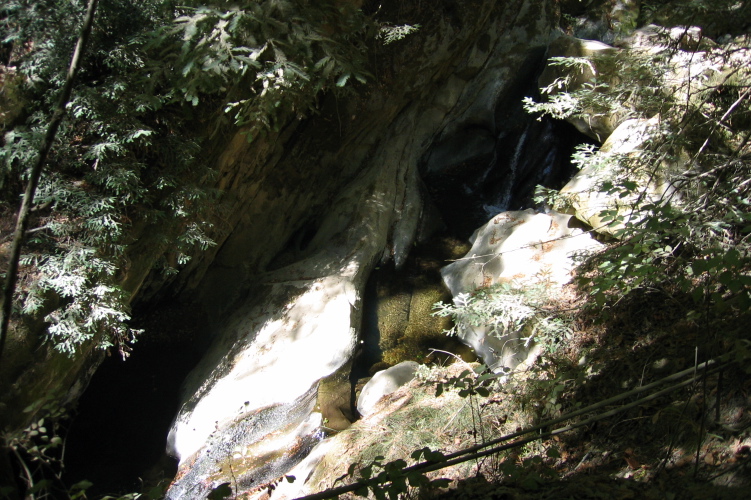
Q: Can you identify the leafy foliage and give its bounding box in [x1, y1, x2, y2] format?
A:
[434, 364, 495, 398]
[432, 283, 572, 353]
[344, 449, 450, 500]
[523, 56, 611, 121]
[155, 0, 374, 140]
[1, 394, 73, 499]
[1, 0, 209, 356]
[379, 24, 420, 45]
[525, 27, 751, 331]
[0, 0, 376, 357]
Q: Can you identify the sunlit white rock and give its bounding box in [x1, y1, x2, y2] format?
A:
[167, 275, 358, 464]
[558, 118, 679, 237]
[441, 210, 603, 372]
[357, 361, 420, 417]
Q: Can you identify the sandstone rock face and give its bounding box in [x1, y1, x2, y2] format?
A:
[536, 26, 720, 146]
[163, 0, 561, 495]
[166, 276, 359, 464]
[357, 361, 420, 417]
[441, 210, 603, 372]
[165, 143, 417, 497]
[442, 210, 602, 296]
[0, 65, 25, 132]
[161, 13, 749, 500]
[609, 0, 640, 35]
[539, 26, 751, 240]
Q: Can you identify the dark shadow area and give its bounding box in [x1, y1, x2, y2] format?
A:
[62, 300, 211, 497]
[422, 290, 751, 499]
[420, 48, 596, 240]
[352, 271, 385, 381]
[353, 47, 596, 385]
[351, 231, 477, 385]
[434, 471, 751, 500]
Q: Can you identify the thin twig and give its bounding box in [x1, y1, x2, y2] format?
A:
[10, 445, 35, 496]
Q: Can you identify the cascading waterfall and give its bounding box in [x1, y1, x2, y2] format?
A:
[61, 12, 594, 495]
[60, 108, 591, 498]
[480, 120, 533, 217]
[424, 115, 590, 240]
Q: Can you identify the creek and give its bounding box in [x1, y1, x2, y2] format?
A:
[61, 105, 590, 496]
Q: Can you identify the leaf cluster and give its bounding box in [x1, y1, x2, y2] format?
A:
[1, 395, 72, 499]
[494, 447, 560, 491]
[434, 364, 497, 398]
[1, 0, 379, 357]
[153, 0, 375, 140]
[2, 2, 170, 355]
[432, 283, 572, 354]
[586, 48, 749, 317]
[528, 27, 751, 330]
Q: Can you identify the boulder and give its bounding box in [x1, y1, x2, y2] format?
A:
[536, 25, 721, 145]
[357, 361, 420, 417]
[164, 139, 418, 498]
[0, 65, 25, 132]
[537, 34, 620, 141]
[442, 210, 602, 295]
[557, 117, 679, 237]
[610, 0, 640, 36]
[161, 0, 561, 496]
[550, 26, 751, 238]
[441, 210, 603, 372]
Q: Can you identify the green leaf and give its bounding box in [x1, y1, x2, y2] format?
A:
[725, 248, 741, 266]
[718, 270, 734, 287]
[431, 478, 451, 489]
[391, 477, 407, 493]
[70, 480, 93, 492]
[336, 73, 350, 87]
[361, 466, 372, 480]
[29, 480, 53, 494]
[519, 475, 541, 490]
[407, 472, 427, 487]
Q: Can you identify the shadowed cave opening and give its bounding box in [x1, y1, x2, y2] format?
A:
[62, 302, 211, 496]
